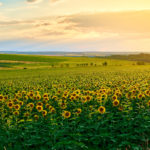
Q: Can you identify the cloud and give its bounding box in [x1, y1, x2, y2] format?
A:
[0, 10, 150, 51]
[50, 0, 65, 4]
[0, 2, 3, 6]
[51, 0, 60, 2]
[26, 0, 43, 4]
[65, 10, 150, 33]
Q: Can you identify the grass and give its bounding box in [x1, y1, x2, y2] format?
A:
[0, 54, 67, 63]
[0, 54, 138, 70]
[0, 62, 23, 68]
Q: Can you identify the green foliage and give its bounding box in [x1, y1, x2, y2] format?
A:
[109, 53, 150, 63]
[0, 54, 66, 63]
[0, 62, 22, 68]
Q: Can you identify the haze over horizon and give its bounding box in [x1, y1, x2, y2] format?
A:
[0, 0, 150, 52]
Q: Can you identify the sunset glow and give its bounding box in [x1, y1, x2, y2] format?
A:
[0, 0, 150, 52]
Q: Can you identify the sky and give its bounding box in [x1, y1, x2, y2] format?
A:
[0, 0, 150, 52]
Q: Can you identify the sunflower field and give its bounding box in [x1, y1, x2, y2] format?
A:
[1, 59, 150, 149]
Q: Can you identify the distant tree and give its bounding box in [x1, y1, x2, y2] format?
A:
[102, 61, 108, 66]
[66, 64, 70, 67]
[76, 64, 79, 67]
[136, 61, 145, 65]
[51, 64, 55, 68]
[60, 64, 64, 68]
[90, 63, 94, 66]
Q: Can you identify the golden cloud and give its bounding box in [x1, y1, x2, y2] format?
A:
[27, 0, 43, 4]
[0, 10, 150, 43]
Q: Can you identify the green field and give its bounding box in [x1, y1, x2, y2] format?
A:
[0, 54, 137, 69]
[1, 54, 150, 149]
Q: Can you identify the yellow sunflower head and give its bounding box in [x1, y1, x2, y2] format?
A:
[112, 95, 117, 101]
[147, 100, 150, 106]
[24, 112, 30, 117]
[42, 110, 47, 117]
[7, 101, 13, 109]
[34, 115, 39, 120]
[0, 95, 4, 101]
[36, 105, 43, 112]
[28, 103, 34, 109]
[113, 100, 120, 107]
[98, 106, 106, 114]
[14, 104, 21, 110]
[62, 111, 71, 119]
[76, 108, 82, 114]
[13, 111, 19, 116]
[50, 107, 56, 113]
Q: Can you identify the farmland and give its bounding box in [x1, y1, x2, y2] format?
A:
[1, 54, 150, 149]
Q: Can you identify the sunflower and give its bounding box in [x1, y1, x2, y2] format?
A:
[24, 112, 30, 117]
[98, 106, 106, 114]
[89, 105, 93, 111]
[28, 103, 34, 109]
[36, 105, 43, 112]
[147, 100, 150, 106]
[138, 93, 143, 99]
[13, 111, 19, 116]
[132, 96, 136, 100]
[70, 96, 75, 101]
[57, 90, 61, 94]
[0, 95, 3, 101]
[60, 103, 67, 109]
[113, 100, 120, 107]
[17, 93, 22, 98]
[62, 111, 71, 119]
[50, 107, 56, 113]
[49, 105, 53, 110]
[36, 91, 40, 95]
[75, 95, 80, 99]
[42, 110, 47, 117]
[7, 101, 13, 109]
[22, 91, 26, 95]
[44, 97, 49, 101]
[13, 98, 18, 103]
[86, 96, 92, 101]
[14, 104, 20, 110]
[76, 108, 82, 114]
[145, 90, 149, 96]
[33, 96, 37, 100]
[112, 95, 117, 101]
[37, 101, 43, 106]
[18, 101, 24, 106]
[75, 89, 80, 94]
[36, 95, 41, 100]
[34, 115, 39, 120]
[52, 96, 57, 100]
[118, 106, 123, 111]
[45, 103, 50, 109]
[72, 93, 76, 97]
[4, 96, 8, 100]
[29, 92, 34, 98]
[62, 96, 67, 100]
[25, 96, 28, 100]
[63, 93, 68, 97]
[43, 93, 48, 98]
